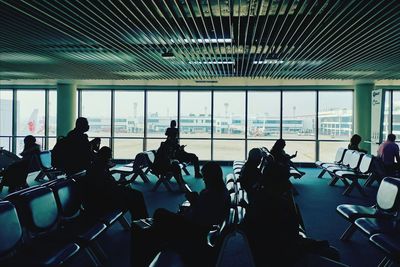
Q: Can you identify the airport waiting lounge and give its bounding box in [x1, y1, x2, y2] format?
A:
[1, 0, 400, 266]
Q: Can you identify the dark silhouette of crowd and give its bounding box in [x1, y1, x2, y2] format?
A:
[0, 117, 346, 267]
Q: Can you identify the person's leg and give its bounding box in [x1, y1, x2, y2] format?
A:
[179, 151, 202, 178]
[170, 161, 188, 191]
[118, 187, 149, 220]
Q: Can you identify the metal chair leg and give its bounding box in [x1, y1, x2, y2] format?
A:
[340, 223, 358, 241]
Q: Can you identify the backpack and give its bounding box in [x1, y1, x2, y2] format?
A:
[51, 136, 69, 170]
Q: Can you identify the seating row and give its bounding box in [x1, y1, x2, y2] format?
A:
[110, 150, 191, 192]
[316, 148, 374, 196]
[337, 176, 400, 265]
[0, 176, 129, 266]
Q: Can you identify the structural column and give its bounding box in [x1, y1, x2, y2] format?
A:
[353, 82, 374, 152]
[57, 82, 77, 137]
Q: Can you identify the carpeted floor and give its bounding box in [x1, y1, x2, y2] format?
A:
[0, 166, 390, 267]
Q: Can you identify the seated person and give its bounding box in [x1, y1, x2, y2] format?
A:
[90, 137, 101, 154]
[165, 120, 202, 178]
[175, 145, 202, 178]
[133, 162, 230, 266]
[239, 148, 263, 201]
[20, 135, 41, 173]
[165, 120, 179, 145]
[152, 141, 188, 192]
[241, 187, 339, 266]
[270, 139, 305, 177]
[377, 133, 400, 176]
[348, 134, 368, 153]
[84, 146, 148, 220]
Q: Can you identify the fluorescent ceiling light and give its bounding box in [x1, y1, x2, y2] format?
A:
[253, 59, 284, 64]
[189, 60, 235, 65]
[0, 71, 38, 77]
[0, 53, 53, 63]
[170, 38, 232, 44]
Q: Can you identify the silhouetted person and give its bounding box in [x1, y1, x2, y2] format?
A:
[152, 141, 188, 192]
[84, 146, 148, 220]
[242, 188, 338, 266]
[348, 134, 367, 153]
[165, 120, 202, 178]
[239, 148, 263, 201]
[270, 139, 305, 177]
[377, 134, 400, 176]
[64, 117, 93, 175]
[165, 120, 179, 145]
[20, 135, 41, 173]
[90, 137, 101, 154]
[134, 161, 230, 266]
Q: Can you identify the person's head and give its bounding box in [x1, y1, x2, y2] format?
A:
[248, 148, 262, 165]
[95, 146, 112, 166]
[23, 135, 36, 148]
[388, 134, 396, 142]
[201, 161, 224, 191]
[350, 134, 362, 146]
[170, 120, 177, 128]
[92, 137, 101, 151]
[75, 117, 89, 133]
[272, 139, 286, 151]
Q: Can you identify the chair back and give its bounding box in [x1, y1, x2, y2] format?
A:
[335, 148, 347, 163]
[50, 179, 81, 219]
[39, 151, 53, 170]
[146, 150, 156, 164]
[0, 201, 22, 257]
[377, 177, 400, 213]
[358, 154, 373, 173]
[341, 150, 355, 166]
[19, 187, 59, 234]
[348, 152, 363, 169]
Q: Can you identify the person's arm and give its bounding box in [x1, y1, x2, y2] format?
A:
[395, 146, 400, 164]
[289, 151, 297, 159]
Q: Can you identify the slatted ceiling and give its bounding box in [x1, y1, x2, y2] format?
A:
[1, 0, 400, 81]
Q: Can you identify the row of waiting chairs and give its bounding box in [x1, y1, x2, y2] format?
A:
[337, 176, 400, 266]
[316, 148, 374, 196]
[0, 174, 129, 266]
[110, 149, 192, 192]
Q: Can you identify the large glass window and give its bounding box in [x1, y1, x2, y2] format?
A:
[283, 91, 316, 140]
[383, 91, 391, 137]
[16, 90, 45, 153]
[1, 87, 355, 161]
[81, 91, 111, 138]
[147, 91, 177, 138]
[318, 91, 352, 140]
[48, 91, 57, 136]
[248, 91, 280, 139]
[213, 91, 245, 139]
[0, 90, 13, 150]
[180, 91, 211, 138]
[114, 91, 144, 137]
[392, 91, 400, 136]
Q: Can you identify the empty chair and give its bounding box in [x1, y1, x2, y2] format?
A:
[0, 192, 80, 266]
[369, 233, 400, 266]
[315, 148, 347, 178]
[34, 150, 65, 181]
[334, 154, 373, 196]
[110, 151, 152, 183]
[337, 177, 400, 241]
[353, 178, 400, 239]
[326, 151, 362, 186]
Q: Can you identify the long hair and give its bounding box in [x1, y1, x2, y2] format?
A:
[201, 161, 225, 191]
